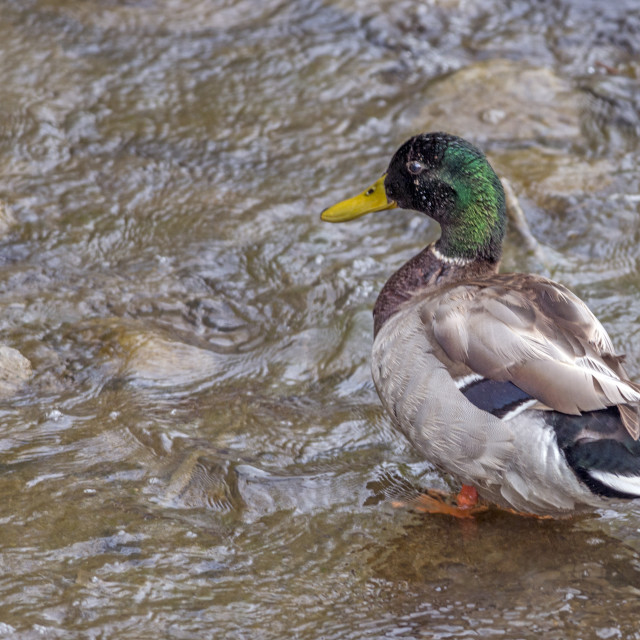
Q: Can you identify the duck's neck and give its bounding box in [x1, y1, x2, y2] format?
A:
[373, 244, 498, 337]
[435, 149, 506, 263]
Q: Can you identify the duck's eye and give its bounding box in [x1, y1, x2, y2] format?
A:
[407, 160, 424, 175]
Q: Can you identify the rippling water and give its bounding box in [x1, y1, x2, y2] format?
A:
[0, 0, 640, 638]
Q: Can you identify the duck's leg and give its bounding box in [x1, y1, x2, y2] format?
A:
[456, 484, 481, 508]
[392, 484, 489, 519]
[392, 484, 558, 519]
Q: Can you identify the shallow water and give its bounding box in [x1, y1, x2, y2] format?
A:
[0, 0, 640, 638]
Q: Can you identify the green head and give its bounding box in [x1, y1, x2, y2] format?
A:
[321, 132, 506, 264]
[384, 133, 506, 263]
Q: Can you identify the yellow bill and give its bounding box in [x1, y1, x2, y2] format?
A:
[321, 174, 397, 222]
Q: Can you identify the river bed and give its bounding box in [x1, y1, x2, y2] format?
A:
[0, 1, 640, 638]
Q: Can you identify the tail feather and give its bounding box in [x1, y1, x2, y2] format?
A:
[551, 406, 640, 500]
[587, 470, 640, 498]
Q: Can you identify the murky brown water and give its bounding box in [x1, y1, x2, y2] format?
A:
[0, 0, 640, 637]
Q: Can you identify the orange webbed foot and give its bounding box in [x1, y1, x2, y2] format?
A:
[392, 484, 488, 519]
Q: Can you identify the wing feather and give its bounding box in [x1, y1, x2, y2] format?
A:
[429, 274, 640, 438]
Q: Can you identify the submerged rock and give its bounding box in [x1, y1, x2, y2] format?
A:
[161, 450, 238, 511]
[414, 59, 583, 145]
[0, 201, 16, 238]
[119, 330, 220, 388]
[492, 148, 614, 201]
[0, 345, 32, 397]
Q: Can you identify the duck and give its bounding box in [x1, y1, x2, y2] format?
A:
[321, 131, 640, 517]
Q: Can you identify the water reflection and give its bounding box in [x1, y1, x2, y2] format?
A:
[0, 0, 639, 637]
[365, 511, 640, 639]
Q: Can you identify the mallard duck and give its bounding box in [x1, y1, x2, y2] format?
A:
[321, 132, 640, 517]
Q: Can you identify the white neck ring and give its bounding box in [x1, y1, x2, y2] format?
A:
[430, 244, 473, 267]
